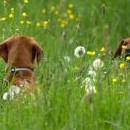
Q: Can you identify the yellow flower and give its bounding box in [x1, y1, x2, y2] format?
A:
[68, 3, 74, 8]
[122, 79, 126, 83]
[36, 22, 41, 27]
[20, 20, 25, 24]
[22, 12, 27, 17]
[57, 18, 61, 22]
[26, 21, 32, 25]
[11, 8, 15, 13]
[43, 21, 49, 28]
[42, 9, 46, 14]
[126, 56, 130, 61]
[72, 66, 80, 72]
[0, 17, 6, 21]
[51, 6, 56, 12]
[23, 0, 28, 3]
[55, 11, 59, 15]
[67, 9, 72, 14]
[69, 14, 75, 20]
[119, 63, 125, 69]
[100, 47, 105, 52]
[122, 45, 127, 49]
[112, 78, 117, 83]
[60, 20, 67, 28]
[9, 13, 14, 18]
[87, 51, 96, 56]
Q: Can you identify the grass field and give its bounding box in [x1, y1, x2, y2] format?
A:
[0, 0, 130, 130]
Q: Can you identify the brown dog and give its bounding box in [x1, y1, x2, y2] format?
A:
[0, 35, 43, 100]
[113, 38, 130, 59]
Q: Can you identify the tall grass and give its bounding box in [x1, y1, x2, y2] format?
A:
[0, 0, 130, 130]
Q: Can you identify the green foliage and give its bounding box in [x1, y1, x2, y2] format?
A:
[0, 0, 130, 130]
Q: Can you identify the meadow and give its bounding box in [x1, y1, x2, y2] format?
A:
[0, 0, 130, 130]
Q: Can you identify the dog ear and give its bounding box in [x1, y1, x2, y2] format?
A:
[0, 41, 8, 62]
[113, 40, 125, 59]
[33, 43, 43, 64]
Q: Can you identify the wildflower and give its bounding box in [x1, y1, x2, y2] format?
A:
[68, 3, 74, 9]
[23, 0, 29, 3]
[82, 77, 91, 86]
[64, 56, 71, 63]
[67, 9, 72, 14]
[122, 79, 126, 83]
[72, 66, 80, 72]
[112, 78, 117, 83]
[74, 46, 86, 58]
[57, 18, 61, 22]
[3, 92, 9, 100]
[88, 70, 96, 78]
[92, 58, 104, 70]
[15, 28, 20, 33]
[26, 21, 32, 25]
[55, 11, 59, 15]
[119, 63, 125, 69]
[0, 17, 6, 21]
[42, 9, 47, 14]
[51, 6, 56, 12]
[11, 8, 15, 13]
[36, 22, 41, 27]
[22, 12, 27, 17]
[126, 56, 130, 61]
[20, 20, 25, 24]
[8, 13, 14, 18]
[87, 51, 96, 56]
[100, 47, 105, 52]
[3, 85, 21, 100]
[60, 20, 67, 28]
[3, 1, 7, 6]
[85, 85, 96, 95]
[43, 21, 49, 28]
[69, 14, 75, 20]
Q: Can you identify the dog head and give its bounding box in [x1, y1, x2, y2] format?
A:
[0, 35, 43, 68]
[113, 38, 130, 60]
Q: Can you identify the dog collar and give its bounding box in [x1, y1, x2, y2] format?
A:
[8, 67, 33, 73]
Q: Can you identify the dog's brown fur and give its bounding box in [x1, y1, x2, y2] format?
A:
[0, 35, 43, 93]
[113, 38, 130, 59]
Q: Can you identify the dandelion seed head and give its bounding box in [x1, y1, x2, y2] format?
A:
[88, 70, 97, 78]
[64, 56, 71, 63]
[74, 46, 86, 58]
[3, 92, 9, 100]
[85, 85, 96, 95]
[92, 58, 104, 70]
[82, 77, 91, 86]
